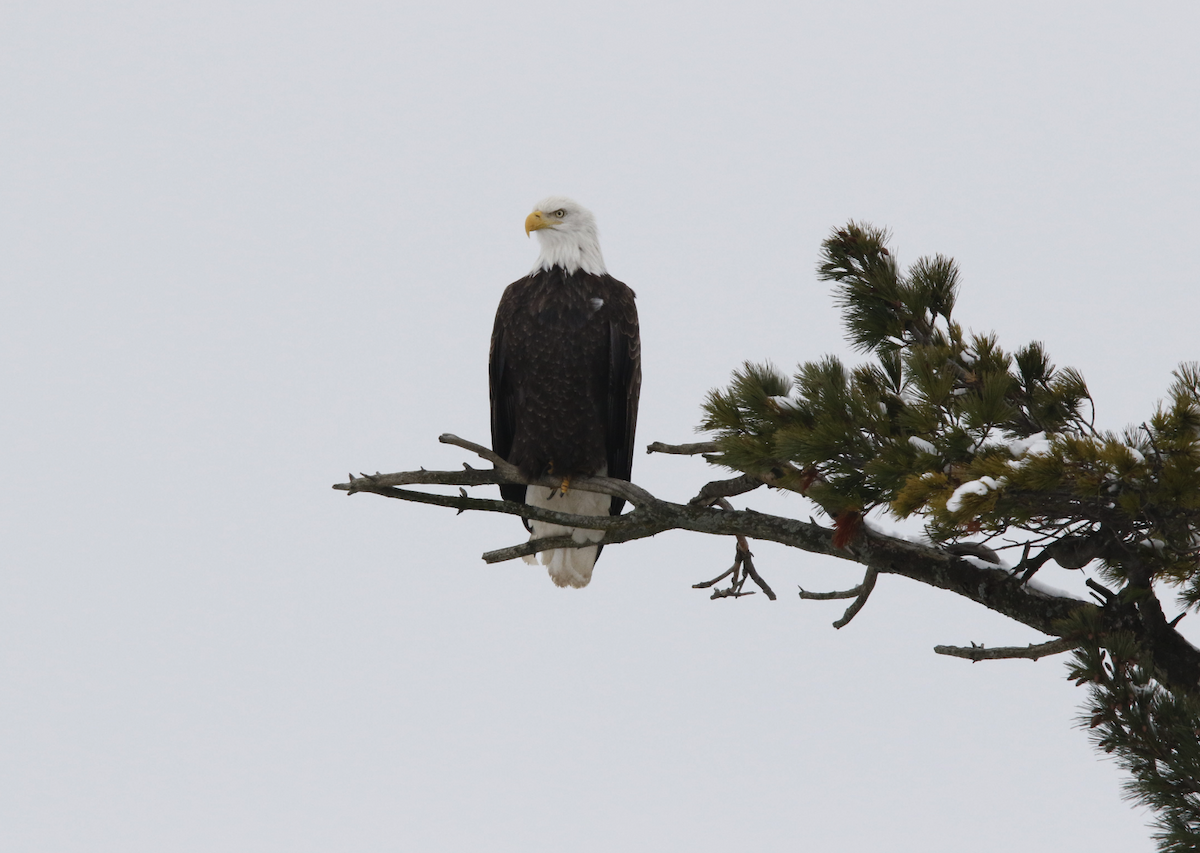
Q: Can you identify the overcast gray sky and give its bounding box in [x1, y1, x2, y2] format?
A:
[4, 3, 1199, 851]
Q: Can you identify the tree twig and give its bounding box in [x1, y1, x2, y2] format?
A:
[694, 546, 754, 599]
[692, 563, 737, 590]
[832, 566, 879, 628]
[797, 564, 881, 626]
[798, 586, 862, 601]
[688, 474, 765, 506]
[482, 536, 579, 564]
[739, 542, 776, 600]
[933, 638, 1079, 662]
[337, 474, 628, 530]
[337, 460, 653, 510]
[646, 440, 719, 456]
[690, 500, 777, 600]
[438, 433, 510, 468]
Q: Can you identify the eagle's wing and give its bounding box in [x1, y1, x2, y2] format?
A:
[489, 283, 531, 525]
[605, 281, 641, 518]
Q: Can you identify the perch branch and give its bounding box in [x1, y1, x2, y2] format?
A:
[334, 448, 1091, 635]
[334, 432, 1200, 699]
[337, 474, 628, 530]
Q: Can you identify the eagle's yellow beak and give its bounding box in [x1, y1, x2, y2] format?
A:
[525, 210, 550, 236]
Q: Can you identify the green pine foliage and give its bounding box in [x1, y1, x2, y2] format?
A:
[700, 222, 1200, 848]
[1070, 634, 1200, 851]
[701, 222, 1200, 594]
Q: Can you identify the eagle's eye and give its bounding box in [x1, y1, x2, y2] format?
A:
[554, 209, 566, 218]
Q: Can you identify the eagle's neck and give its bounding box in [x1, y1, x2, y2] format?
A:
[531, 227, 607, 276]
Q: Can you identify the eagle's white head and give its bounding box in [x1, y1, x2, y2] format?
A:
[525, 196, 607, 276]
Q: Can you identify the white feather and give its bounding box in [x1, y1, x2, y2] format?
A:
[529, 196, 608, 276]
[522, 465, 609, 588]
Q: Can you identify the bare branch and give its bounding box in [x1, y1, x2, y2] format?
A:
[714, 504, 776, 601]
[832, 566, 879, 629]
[692, 564, 737, 590]
[697, 546, 755, 599]
[693, 541, 768, 599]
[690, 502, 777, 600]
[934, 638, 1079, 662]
[740, 545, 777, 600]
[689, 474, 765, 506]
[342, 468, 516, 492]
[336, 475, 630, 531]
[482, 536, 580, 564]
[799, 586, 862, 601]
[709, 587, 757, 599]
[335, 461, 654, 509]
[439, 433, 511, 468]
[647, 440, 719, 456]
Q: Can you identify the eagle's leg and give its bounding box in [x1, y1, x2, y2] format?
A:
[545, 461, 571, 495]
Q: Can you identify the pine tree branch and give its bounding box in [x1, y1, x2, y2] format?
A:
[335, 435, 1082, 627]
[934, 638, 1079, 662]
[335, 433, 1200, 700]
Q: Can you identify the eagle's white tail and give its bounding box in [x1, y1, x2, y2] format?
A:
[521, 474, 609, 588]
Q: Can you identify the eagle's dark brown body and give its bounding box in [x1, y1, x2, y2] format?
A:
[489, 266, 641, 521]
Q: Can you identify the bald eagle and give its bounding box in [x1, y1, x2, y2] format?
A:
[489, 198, 641, 588]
